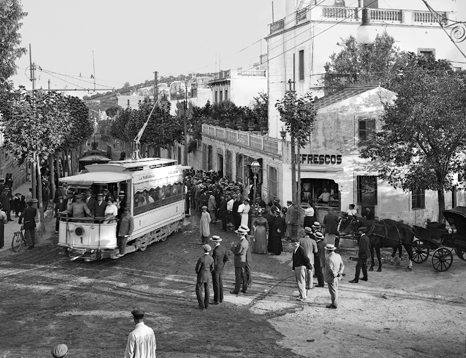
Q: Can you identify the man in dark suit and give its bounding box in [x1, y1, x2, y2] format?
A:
[230, 227, 250, 294]
[84, 189, 96, 213]
[217, 195, 228, 232]
[210, 235, 229, 304]
[93, 193, 107, 218]
[349, 227, 371, 283]
[18, 200, 37, 248]
[0, 188, 12, 221]
[195, 244, 214, 310]
[292, 237, 313, 301]
[232, 195, 241, 230]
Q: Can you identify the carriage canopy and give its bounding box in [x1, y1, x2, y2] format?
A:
[443, 206, 466, 236]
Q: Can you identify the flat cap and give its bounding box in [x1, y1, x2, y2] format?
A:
[202, 244, 212, 252]
[131, 308, 145, 318]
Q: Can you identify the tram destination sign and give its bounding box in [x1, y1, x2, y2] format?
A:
[300, 154, 342, 165]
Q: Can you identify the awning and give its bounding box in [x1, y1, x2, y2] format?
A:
[59, 172, 132, 186]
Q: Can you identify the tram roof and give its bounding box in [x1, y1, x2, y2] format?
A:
[59, 171, 132, 185]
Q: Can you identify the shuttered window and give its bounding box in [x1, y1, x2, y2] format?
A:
[357, 175, 378, 206]
[298, 50, 305, 81]
[268, 166, 278, 201]
[225, 150, 232, 180]
[412, 188, 426, 209]
[358, 118, 376, 146]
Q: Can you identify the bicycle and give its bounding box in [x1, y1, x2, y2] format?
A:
[11, 226, 27, 252]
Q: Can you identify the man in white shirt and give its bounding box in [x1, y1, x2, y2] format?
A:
[125, 309, 156, 358]
[226, 195, 235, 228]
[318, 188, 330, 203]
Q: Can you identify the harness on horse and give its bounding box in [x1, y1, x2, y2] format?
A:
[366, 220, 403, 246]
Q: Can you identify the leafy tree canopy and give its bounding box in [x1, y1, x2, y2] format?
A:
[360, 54, 466, 219]
[324, 32, 404, 94]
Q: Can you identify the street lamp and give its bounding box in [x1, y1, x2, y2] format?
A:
[251, 160, 261, 211]
[357, 8, 379, 44]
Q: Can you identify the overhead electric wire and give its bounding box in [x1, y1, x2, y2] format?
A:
[39, 67, 116, 89]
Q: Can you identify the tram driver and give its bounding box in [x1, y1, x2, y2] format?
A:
[60, 194, 94, 218]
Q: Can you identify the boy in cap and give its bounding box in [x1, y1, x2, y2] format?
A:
[125, 309, 156, 358]
[324, 244, 344, 309]
[195, 243, 214, 309]
[349, 227, 371, 283]
[210, 235, 229, 304]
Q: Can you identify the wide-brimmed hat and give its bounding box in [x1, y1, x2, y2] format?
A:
[312, 221, 321, 228]
[210, 235, 222, 242]
[51, 344, 68, 358]
[304, 226, 313, 234]
[235, 228, 248, 235]
[314, 232, 324, 240]
[325, 244, 336, 251]
[239, 225, 249, 232]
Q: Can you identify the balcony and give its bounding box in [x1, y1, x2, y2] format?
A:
[270, 6, 450, 35]
[202, 124, 282, 156]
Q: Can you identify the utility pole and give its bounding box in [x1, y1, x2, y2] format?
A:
[92, 50, 96, 92]
[183, 80, 188, 166]
[154, 71, 158, 99]
[29, 44, 37, 200]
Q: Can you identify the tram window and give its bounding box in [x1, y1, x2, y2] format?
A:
[164, 185, 172, 198]
[146, 192, 155, 203]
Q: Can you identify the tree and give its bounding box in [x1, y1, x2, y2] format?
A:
[251, 92, 268, 130]
[323, 32, 403, 94]
[276, 90, 317, 238]
[0, 0, 27, 82]
[360, 54, 466, 221]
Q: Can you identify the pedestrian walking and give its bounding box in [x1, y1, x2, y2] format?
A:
[230, 227, 250, 295]
[252, 208, 269, 254]
[268, 207, 285, 255]
[324, 244, 344, 309]
[299, 227, 318, 292]
[51, 343, 68, 358]
[18, 200, 37, 249]
[125, 309, 156, 358]
[0, 205, 7, 248]
[199, 206, 211, 244]
[314, 231, 326, 288]
[291, 237, 313, 301]
[349, 227, 371, 283]
[210, 235, 229, 304]
[323, 208, 339, 246]
[195, 244, 214, 309]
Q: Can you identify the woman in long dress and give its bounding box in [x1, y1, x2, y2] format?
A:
[199, 205, 211, 244]
[240, 199, 251, 228]
[268, 207, 286, 255]
[252, 209, 268, 254]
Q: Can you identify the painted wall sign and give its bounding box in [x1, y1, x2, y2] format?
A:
[300, 154, 342, 165]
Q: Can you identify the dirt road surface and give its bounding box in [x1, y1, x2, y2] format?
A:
[0, 216, 465, 358]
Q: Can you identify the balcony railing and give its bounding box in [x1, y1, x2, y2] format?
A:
[413, 10, 447, 25]
[270, 6, 450, 34]
[202, 124, 281, 156]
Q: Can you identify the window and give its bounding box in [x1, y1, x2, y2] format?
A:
[225, 89, 228, 101]
[214, 91, 218, 104]
[225, 150, 232, 180]
[207, 145, 213, 170]
[357, 175, 377, 206]
[412, 188, 426, 209]
[202, 143, 207, 170]
[267, 166, 278, 201]
[358, 118, 376, 146]
[219, 90, 223, 102]
[298, 50, 304, 81]
[418, 48, 435, 60]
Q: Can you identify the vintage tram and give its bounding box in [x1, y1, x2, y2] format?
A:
[58, 157, 185, 261]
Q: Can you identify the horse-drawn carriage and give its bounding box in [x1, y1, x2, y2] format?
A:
[412, 206, 466, 272]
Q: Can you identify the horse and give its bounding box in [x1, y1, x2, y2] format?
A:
[338, 215, 415, 272]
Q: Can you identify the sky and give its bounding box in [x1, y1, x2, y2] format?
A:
[11, 0, 285, 96]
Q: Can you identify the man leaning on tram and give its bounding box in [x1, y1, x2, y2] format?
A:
[60, 194, 94, 218]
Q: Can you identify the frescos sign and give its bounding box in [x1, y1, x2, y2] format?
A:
[300, 154, 342, 165]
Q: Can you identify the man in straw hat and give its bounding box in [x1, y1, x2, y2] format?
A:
[349, 227, 371, 283]
[313, 231, 326, 288]
[230, 227, 250, 294]
[195, 244, 214, 309]
[324, 244, 344, 309]
[210, 235, 229, 304]
[51, 343, 68, 358]
[300, 227, 318, 292]
[125, 308, 156, 357]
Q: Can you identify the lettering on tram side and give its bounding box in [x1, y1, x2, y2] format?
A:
[299, 154, 342, 165]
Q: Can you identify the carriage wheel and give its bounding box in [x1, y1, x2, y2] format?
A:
[432, 248, 453, 272]
[412, 240, 429, 264]
[454, 248, 466, 261]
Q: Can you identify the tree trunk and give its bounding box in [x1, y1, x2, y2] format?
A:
[437, 189, 445, 223]
[49, 155, 55, 203]
[36, 154, 46, 235]
[56, 152, 61, 180]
